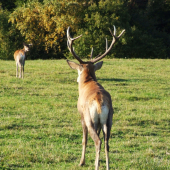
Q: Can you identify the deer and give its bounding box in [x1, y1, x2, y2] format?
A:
[66, 25, 125, 170]
[14, 43, 32, 78]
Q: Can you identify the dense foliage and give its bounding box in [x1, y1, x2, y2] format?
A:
[0, 0, 170, 59]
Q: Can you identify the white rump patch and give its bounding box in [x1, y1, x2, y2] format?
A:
[89, 102, 99, 126]
[89, 102, 109, 126]
[100, 105, 109, 125]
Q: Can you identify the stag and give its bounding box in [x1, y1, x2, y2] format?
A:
[66, 25, 125, 170]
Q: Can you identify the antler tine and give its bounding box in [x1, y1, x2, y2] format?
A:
[118, 29, 126, 38]
[106, 38, 108, 50]
[90, 47, 93, 60]
[67, 27, 83, 63]
[91, 25, 125, 63]
[113, 25, 116, 36]
[113, 25, 126, 39]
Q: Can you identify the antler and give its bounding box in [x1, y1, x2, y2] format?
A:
[67, 25, 125, 63]
[67, 27, 84, 63]
[90, 25, 125, 63]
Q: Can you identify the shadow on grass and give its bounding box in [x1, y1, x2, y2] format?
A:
[99, 78, 149, 83]
[127, 96, 161, 101]
[0, 164, 31, 170]
[98, 78, 129, 86]
[98, 78, 128, 82]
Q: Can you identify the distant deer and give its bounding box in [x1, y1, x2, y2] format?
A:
[66, 26, 125, 170]
[14, 43, 32, 78]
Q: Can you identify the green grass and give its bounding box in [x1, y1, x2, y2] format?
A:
[0, 59, 170, 170]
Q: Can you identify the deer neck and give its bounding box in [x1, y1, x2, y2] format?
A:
[20, 48, 25, 54]
[78, 69, 97, 94]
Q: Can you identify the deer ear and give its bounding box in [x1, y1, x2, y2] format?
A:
[67, 60, 82, 70]
[94, 61, 103, 71]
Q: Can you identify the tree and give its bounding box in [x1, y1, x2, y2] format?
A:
[1, 0, 170, 59]
[0, 4, 23, 60]
[146, 0, 170, 33]
[123, 0, 170, 58]
[0, 0, 29, 11]
[9, 0, 85, 59]
[67, 0, 130, 59]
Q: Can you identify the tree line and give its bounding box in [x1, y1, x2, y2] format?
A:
[0, 0, 170, 60]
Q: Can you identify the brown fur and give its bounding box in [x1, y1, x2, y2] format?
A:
[67, 61, 113, 170]
[14, 49, 25, 61]
[14, 44, 30, 78]
[67, 25, 125, 170]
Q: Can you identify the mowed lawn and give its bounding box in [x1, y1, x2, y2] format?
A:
[0, 59, 170, 170]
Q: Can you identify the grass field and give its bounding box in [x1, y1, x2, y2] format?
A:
[0, 59, 170, 170]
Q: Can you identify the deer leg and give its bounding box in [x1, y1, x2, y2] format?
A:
[79, 116, 88, 166]
[16, 62, 18, 77]
[103, 124, 109, 170]
[103, 108, 113, 170]
[97, 125, 101, 136]
[90, 128, 101, 170]
[22, 65, 24, 79]
[84, 111, 101, 170]
[19, 65, 22, 78]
